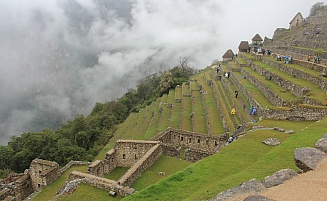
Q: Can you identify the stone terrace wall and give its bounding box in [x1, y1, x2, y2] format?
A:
[262, 57, 327, 92]
[114, 140, 159, 167]
[0, 189, 11, 201]
[251, 62, 322, 106]
[229, 69, 263, 113]
[87, 160, 104, 177]
[210, 71, 230, 132]
[60, 161, 91, 173]
[117, 144, 162, 187]
[29, 159, 60, 190]
[104, 149, 117, 174]
[241, 68, 287, 106]
[161, 143, 181, 158]
[261, 106, 327, 121]
[155, 129, 228, 153]
[184, 148, 213, 163]
[14, 174, 33, 201]
[69, 171, 135, 196]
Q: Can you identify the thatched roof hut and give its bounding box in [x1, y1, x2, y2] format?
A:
[222, 49, 234, 61]
[238, 41, 249, 52]
[252, 34, 263, 45]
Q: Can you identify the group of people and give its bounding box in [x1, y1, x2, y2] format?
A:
[253, 47, 272, 56]
[307, 54, 321, 64]
[231, 105, 256, 116]
[276, 54, 293, 64]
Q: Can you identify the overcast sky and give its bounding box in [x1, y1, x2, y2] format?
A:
[0, 0, 323, 144]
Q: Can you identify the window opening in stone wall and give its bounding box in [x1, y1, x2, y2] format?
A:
[198, 139, 200, 143]
[206, 140, 209, 145]
[135, 154, 137, 160]
[189, 138, 192, 143]
[38, 184, 41, 188]
[215, 141, 218, 146]
[181, 136, 184, 141]
[123, 154, 126, 159]
[111, 158, 114, 162]
[39, 171, 41, 174]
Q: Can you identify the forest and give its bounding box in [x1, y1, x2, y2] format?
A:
[0, 61, 196, 178]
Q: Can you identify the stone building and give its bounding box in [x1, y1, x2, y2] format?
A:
[289, 12, 303, 30]
[28, 158, 60, 190]
[222, 49, 235, 61]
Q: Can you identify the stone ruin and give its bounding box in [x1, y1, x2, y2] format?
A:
[68, 128, 229, 197]
[0, 158, 61, 201]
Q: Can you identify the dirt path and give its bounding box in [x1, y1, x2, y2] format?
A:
[227, 158, 327, 201]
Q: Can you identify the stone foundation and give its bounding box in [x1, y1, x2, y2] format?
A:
[69, 171, 135, 196]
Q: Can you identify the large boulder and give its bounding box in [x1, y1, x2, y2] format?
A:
[262, 169, 297, 188]
[294, 147, 327, 172]
[211, 179, 266, 201]
[243, 195, 276, 201]
[262, 138, 280, 146]
[315, 138, 327, 153]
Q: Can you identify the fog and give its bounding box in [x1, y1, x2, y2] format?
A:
[0, 0, 320, 144]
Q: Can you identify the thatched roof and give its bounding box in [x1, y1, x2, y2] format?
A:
[222, 49, 234, 58]
[238, 41, 249, 50]
[289, 12, 303, 24]
[252, 34, 263, 42]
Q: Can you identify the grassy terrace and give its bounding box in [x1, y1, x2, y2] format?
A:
[123, 104, 147, 139]
[169, 89, 182, 129]
[144, 97, 163, 139]
[199, 71, 224, 135]
[253, 60, 327, 104]
[242, 66, 297, 102]
[210, 74, 235, 132]
[224, 71, 253, 123]
[236, 57, 246, 65]
[181, 83, 193, 131]
[221, 63, 230, 72]
[157, 94, 171, 132]
[123, 118, 319, 201]
[136, 99, 159, 140]
[191, 77, 208, 133]
[229, 61, 238, 69]
[32, 165, 89, 201]
[233, 71, 273, 107]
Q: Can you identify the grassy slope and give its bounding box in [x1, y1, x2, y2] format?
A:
[123, 119, 321, 201]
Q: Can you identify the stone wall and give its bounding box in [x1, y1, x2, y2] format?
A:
[261, 57, 327, 92]
[13, 174, 33, 201]
[241, 68, 287, 106]
[161, 143, 181, 158]
[0, 188, 12, 201]
[117, 144, 162, 187]
[155, 129, 228, 153]
[69, 170, 135, 196]
[184, 148, 213, 163]
[114, 140, 160, 167]
[29, 158, 60, 191]
[260, 106, 327, 121]
[251, 62, 322, 106]
[60, 161, 91, 173]
[87, 160, 104, 177]
[104, 149, 117, 174]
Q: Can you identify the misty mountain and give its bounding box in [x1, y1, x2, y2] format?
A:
[0, 0, 222, 144]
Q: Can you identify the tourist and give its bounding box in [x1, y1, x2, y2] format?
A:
[289, 55, 293, 64]
[231, 108, 236, 115]
[308, 54, 311, 61]
[250, 105, 254, 114]
[235, 91, 239, 98]
[243, 103, 246, 110]
[252, 107, 257, 116]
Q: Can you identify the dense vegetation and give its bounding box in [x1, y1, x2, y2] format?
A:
[0, 61, 196, 177]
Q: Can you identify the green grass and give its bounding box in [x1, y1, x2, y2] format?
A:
[182, 82, 191, 95]
[157, 94, 172, 132]
[123, 119, 319, 201]
[105, 167, 129, 181]
[32, 165, 88, 201]
[242, 66, 297, 102]
[168, 102, 181, 129]
[181, 96, 193, 131]
[144, 97, 163, 139]
[131, 156, 191, 191]
[192, 77, 208, 133]
[200, 71, 224, 135]
[54, 183, 124, 201]
[233, 71, 273, 107]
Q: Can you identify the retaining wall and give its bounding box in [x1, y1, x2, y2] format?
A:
[69, 171, 135, 196]
[117, 144, 162, 186]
